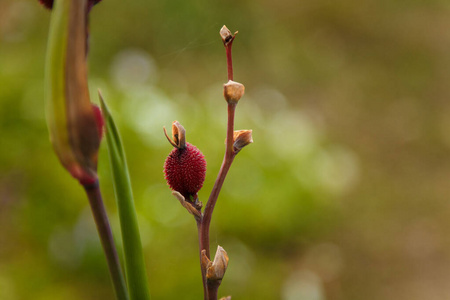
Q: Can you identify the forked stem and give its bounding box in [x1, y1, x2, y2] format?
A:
[201, 103, 236, 258]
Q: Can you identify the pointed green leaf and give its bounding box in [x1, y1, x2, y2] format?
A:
[100, 93, 151, 300]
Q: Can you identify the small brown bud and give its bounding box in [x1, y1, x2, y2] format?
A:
[206, 245, 229, 281]
[219, 25, 238, 46]
[163, 121, 186, 149]
[223, 80, 245, 104]
[233, 130, 253, 152]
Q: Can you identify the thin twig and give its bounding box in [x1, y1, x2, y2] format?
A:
[226, 44, 234, 81]
[197, 218, 208, 300]
[201, 103, 236, 258]
[83, 181, 129, 300]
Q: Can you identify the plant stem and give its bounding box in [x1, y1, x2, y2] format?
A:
[199, 26, 238, 300]
[83, 181, 129, 300]
[225, 36, 235, 81]
[202, 103, 236, 258]
[197, 219, 208, 300]
[226, 45, 233, 81]
[201, 104, 236, 300]
[207, 280, 220, 300]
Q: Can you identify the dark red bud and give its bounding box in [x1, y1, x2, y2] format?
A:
[38, 0, 53, 9]
[91, 104, 104, 140]
[164, 143, 206, 200]
[38, 0, 102, 10]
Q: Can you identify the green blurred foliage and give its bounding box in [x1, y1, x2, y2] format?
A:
[2, 0, 450, 299]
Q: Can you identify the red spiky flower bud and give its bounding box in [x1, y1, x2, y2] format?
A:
[164, 121, 206, 201]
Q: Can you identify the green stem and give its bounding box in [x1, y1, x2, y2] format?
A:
[83, 181, 129, 300]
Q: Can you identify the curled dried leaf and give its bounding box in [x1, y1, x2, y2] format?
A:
[172, 191, 201, 219]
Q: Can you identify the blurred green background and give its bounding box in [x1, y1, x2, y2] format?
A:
[2, 0, 450, 299]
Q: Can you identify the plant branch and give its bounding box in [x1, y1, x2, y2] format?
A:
[201, 103, 236, 258]
[201, 105, 235, 300]
[207, 280, 221, 300]
[197, 218, 208, 300]
[226, 43, 234, 81]
[220, 26, 236, 81]
[83, 181, 129, 300]
[199, 25, 240, 300]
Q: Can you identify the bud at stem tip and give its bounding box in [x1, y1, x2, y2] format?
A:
[220, 25, 238, 46]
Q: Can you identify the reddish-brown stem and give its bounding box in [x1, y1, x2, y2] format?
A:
[200, 103, 236, 300]
[207, 280, 221, 300]
[198, 27, 238, 300]
[83, 181, 128, 300]
[201, 103, 236, 258]
[226, 103, 236, 154]
[226, 41, 234, 81]
[197, 219, 208, 300]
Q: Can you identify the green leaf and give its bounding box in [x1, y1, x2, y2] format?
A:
[100, 93, 152, 300]
[45, 0, 76, 170]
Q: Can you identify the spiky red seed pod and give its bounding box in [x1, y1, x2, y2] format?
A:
[164, 142, 206, 200]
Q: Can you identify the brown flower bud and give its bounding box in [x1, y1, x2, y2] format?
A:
[223, 80, 245, 104]
[206, 245, 229, 281]
[233, 130, 253, 152]
[219, 25, 238, 46]
[163, 121, 186, 149]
